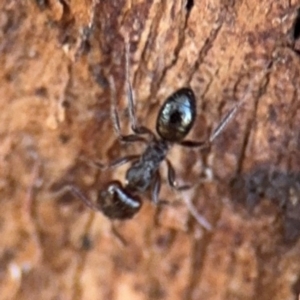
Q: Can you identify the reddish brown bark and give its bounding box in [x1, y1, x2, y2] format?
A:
[1, 1, 300, 300]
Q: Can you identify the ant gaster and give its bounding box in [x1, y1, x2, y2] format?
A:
[69, 40, 244, 230]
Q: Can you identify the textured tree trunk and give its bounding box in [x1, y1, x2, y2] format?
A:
[1, 1, 300, 299]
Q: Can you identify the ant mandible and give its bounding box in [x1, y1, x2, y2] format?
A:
[69, 39, 244, 230]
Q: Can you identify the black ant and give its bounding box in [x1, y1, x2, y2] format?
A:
[67, 39, 255, 230]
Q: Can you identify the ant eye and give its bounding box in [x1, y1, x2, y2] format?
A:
[156, 88, 196, 142]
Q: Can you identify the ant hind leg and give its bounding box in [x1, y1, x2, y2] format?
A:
[151, 171, 161, 205]
[54, 184, 100, 212]
[165, 159, 191, 191]
[110, 222, 128, 247]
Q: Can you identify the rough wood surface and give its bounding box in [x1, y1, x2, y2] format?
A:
[1, 1, 300, 299]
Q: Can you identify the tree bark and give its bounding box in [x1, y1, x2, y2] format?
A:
[1, 1, 300, 300]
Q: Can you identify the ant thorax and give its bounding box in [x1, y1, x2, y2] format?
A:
[125, 139, 169, 193]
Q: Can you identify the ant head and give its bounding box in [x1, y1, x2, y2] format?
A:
[156, 88, 196, 142]
[97, 181, 142, 220]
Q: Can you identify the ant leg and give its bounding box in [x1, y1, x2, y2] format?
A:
[164, 160, 213, 230]
[152, 176, 180, 208]
[124, 37, 156, 138]
[56, 185, 100, 211]
[156, 162, 212, 230]
[109, 76, 148, 143]
[110, 223, 128, 247]
[179, 100, 243, 148]
[180, 59, 276, 149]
[208, 100, 243, 143]
[151, 171, 161, 205]
[57, 186, 128, 245]
[85, 154, 139, 170]
[165, 159, 191, 190]
[182, 193, 213, 231]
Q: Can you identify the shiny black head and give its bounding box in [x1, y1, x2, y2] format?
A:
[156, 88, 196, 142]
[97, 181, 142, 219]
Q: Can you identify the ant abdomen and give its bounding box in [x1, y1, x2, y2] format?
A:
[98, 181, 142, 219]
[156, 88, 196, 142]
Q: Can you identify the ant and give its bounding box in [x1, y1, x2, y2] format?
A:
[67, 39, 250, 230]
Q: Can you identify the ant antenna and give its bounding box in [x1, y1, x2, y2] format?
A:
[209, 59, 275, 143]
[185, 58, 276, 230]
[209, 98, 244, 143]
[183, 193, 213, 231]
[108, 75, 123, 138]
[124, 34, 138, 131]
